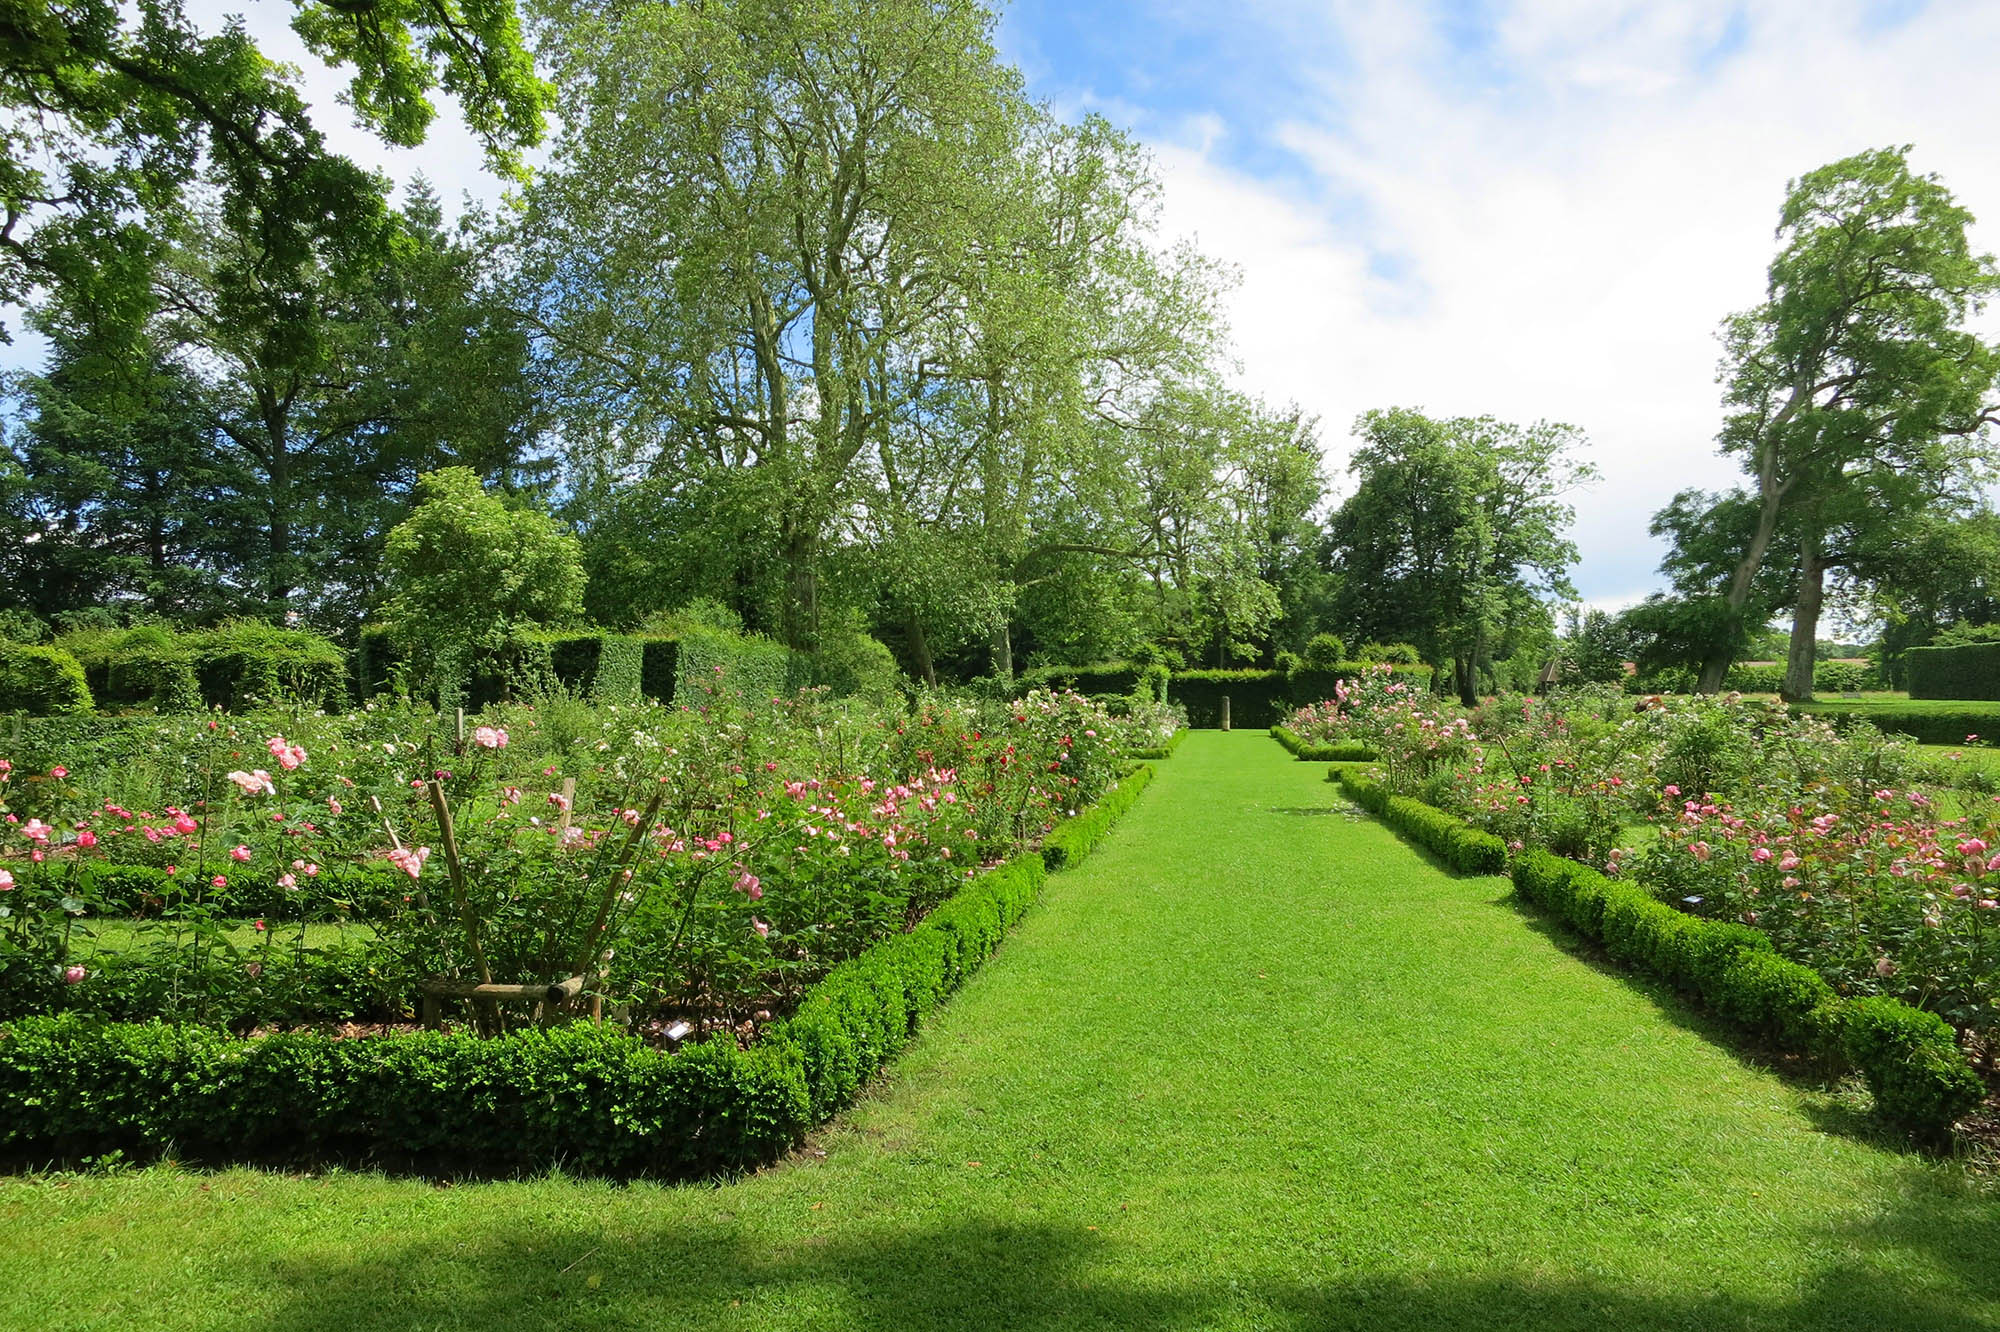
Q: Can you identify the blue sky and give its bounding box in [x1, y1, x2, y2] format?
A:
[33, 0, 2000, 612]
[983, 0, 2000, 611]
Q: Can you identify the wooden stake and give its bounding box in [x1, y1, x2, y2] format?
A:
[368, 795, 403, 852]
[427, 778, 492, 984]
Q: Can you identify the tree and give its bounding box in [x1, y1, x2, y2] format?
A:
[1560, 607, 1630, 686]
[0, 0, 547, 332]
[381, 467, 583, 702]
[1, 340, 252, 620]
[1331, 408, 1592, 705]
[14, 177, 541, 623]
[520, 0, 1034, 651]
[1698, 147, 2000, 700]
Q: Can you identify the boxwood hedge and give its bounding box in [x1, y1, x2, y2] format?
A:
[1334, 767, 1507, 874]
[1269, 726, 1377, 762]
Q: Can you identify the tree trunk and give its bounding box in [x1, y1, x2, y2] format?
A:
[990, 621, 1013, 680]
[905, 612, 937, 688]
[1780, 537, 1824, 703]
[1453, 654, 1477, 708]
[779, 516, 819, 652]
[1695, 648, 1732, 696]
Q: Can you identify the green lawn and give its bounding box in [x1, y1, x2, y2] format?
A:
[69, 919, 373, 955]
[1, 731, 1994, 1332]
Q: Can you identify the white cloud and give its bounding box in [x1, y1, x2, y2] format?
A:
[1141, 0, 2000, 603]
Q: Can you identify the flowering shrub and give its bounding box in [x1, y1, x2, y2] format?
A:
[1638, 792, 2000, 1038]
[0, 683, 1142, 1036]
[1289, 667, 1473, 794]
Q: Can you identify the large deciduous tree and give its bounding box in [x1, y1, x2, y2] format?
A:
[0, 0, 547, 330]
[1331, 408, 1591, 706]
[1691, 147, 2000, 700]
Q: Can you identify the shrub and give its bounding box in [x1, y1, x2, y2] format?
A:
[1359, 641, 1421, 665]
[815, 621, 905, 703]
[536, 631, 646, 704]
[1838, 997, 1988, 1134]
[1303, 634, 1346, 670]
[191, 622, 347, 710]
[1039, 765, 1153, 871]
[1908, 642, 2000, 701]
[655, 625, 811, 702]
[0, 642, 93, 716]
[1268, 726, 1377, 762]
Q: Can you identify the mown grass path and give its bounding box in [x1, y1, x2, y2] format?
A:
[3, 732, 1996, 1331]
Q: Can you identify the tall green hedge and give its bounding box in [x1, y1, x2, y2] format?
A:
[0, 762, 1156, 1176]
[661, 625, 812, 703]
[1907, 642, 2000, 700]
[58, 624, 344, 712]
[0, 642, 93, 716]
[1171, 663, 1430, 729]
[1172, 670, 1289, 728]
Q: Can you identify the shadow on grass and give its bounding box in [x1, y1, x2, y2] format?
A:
[244, 1196, 2000, 1332]
[1494, 894, 1958, 1159]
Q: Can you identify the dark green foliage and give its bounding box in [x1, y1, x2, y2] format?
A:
[1173, 665, 1431, 729]
[1039, 765, 1154, 871]
[1268, 726, 1376, 762]
[779, 855, 1048, 1122]
[1172, 670, 1287, 728]
[1508, 850, 1980, 1135]
[1907, 642, 2000, 700]
[191, 622, 347, 710]
[0, 939, 409, 1029]
[1015, 662, 1143, 696]
[355, 624, 397, 698]
[0, 642, 93, 715]
[72, 860, 405, 923]
[1336, 768, 1507, 874]
[62, 624, 343, 711]
[1793, 699, 2000, 745]
[1838, 996, 1988, 1134]
[1725, 661, 1882, 694]
[0, 772, 1150, 1176]
[1302, 634, 1346, 670]
[0, 1014, 804, 1177]
[536, 632, 646, 703]
[658, 626, 812, 704]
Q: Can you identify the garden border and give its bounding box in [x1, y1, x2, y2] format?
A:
[1268, 726, 1378, 762]
[1328, 764, 1983, 1136]
[0, 766, 1156, 1178]
[1126, 729, 1187, 761]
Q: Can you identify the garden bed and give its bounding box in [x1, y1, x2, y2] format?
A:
[0, 693, 1158, 1177]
